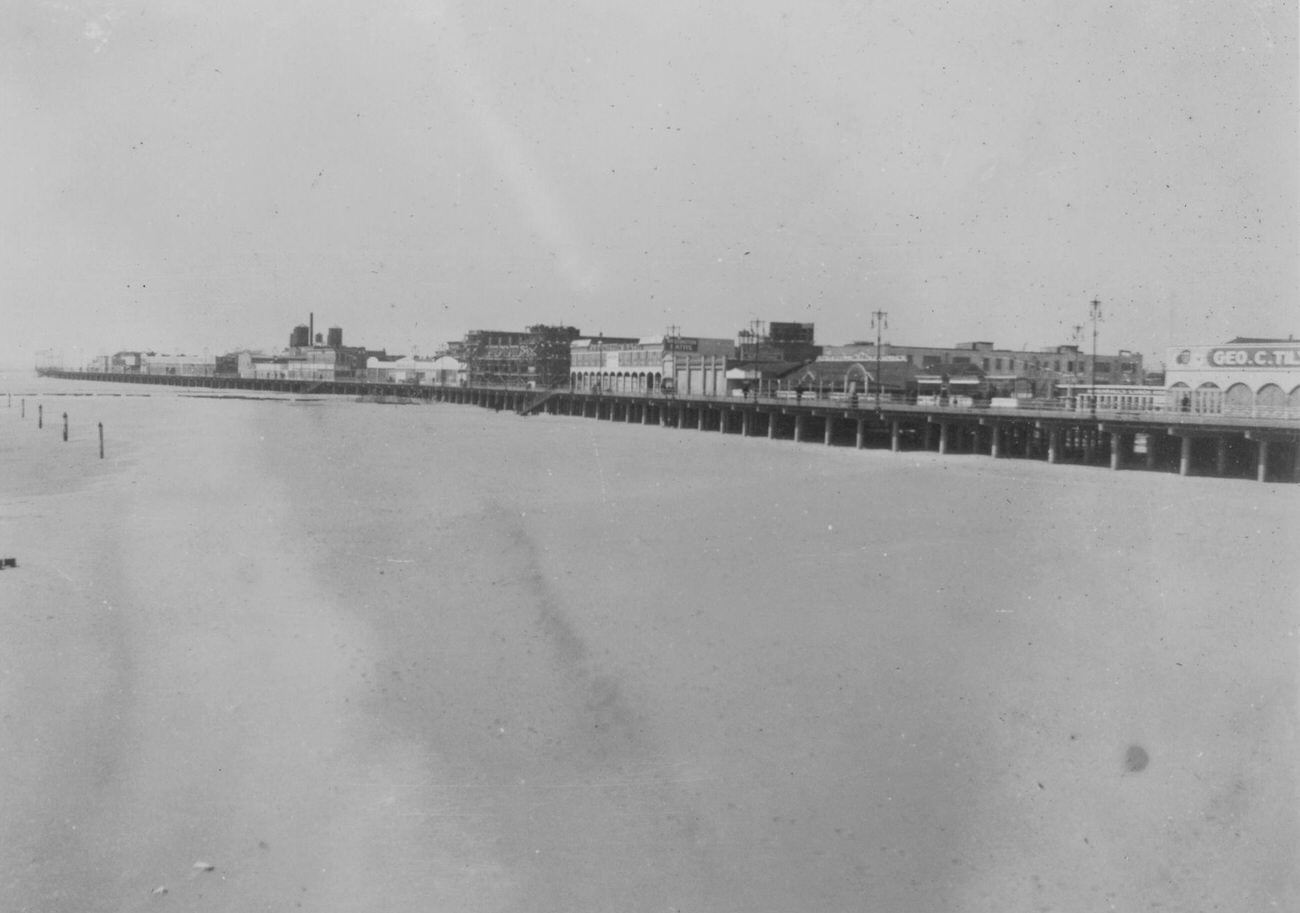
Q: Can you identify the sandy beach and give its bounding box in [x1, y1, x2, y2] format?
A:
[1, 379, 1296, 911]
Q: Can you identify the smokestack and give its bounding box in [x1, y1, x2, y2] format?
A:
[310, 312, 314, 346]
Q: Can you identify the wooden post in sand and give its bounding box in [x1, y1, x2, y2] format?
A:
[38, 404, 43, 428]
[62, 412, 68, 442]
[99, 423, 104, 459]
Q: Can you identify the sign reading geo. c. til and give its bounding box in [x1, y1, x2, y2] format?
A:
[1206, 346, 1300, 369]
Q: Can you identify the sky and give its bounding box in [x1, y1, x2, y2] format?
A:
[3, 0, 1296, 369]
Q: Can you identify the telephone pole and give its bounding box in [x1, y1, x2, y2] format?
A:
[1088, 298, 1103, 417]
[871, 310, 888, 411]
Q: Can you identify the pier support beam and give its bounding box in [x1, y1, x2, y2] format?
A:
[990, 424, 1003, 458]
[742, 411, 752, 437]
[891, 420, 901, 452]
[1257, 439, 1270, 482]
[718, 409, 727, 434]
[794, 413, 805, 443]
[855, 417, 865, 449]
[697, 408, 707, 431]
[1216, 437, 1229, 476]
[1179, 435, 1193, 476]
[1110, 432, 1125, 470]
[1047, 427, 1061, 464]
[1084, 430, 1096, 464]
[825, 416, 834, 446]
[768, 413, 777, 439]
[1146, 435, 1158, 470]
[938, 422, 949, 455]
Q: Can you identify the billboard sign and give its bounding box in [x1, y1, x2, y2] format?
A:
[1171, 344, 1300, 371]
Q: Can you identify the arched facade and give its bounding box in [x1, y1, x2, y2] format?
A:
[1165, 343, 1300, 418]
[569, 336, 732, 395]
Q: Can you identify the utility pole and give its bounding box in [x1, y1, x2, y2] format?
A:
[871, 310, 888, 411]
[1071, 323, 1085, 409]
[1088, 298, 1103, 417]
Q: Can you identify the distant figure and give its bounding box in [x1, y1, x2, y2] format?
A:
[1181, 394, 1191, 413]
[741, 383, 750, 400]
[795, 384, 805, 403]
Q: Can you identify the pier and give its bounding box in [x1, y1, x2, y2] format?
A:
[34, 370, 1300, 483]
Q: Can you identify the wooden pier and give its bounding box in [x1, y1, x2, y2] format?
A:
[35, 370, 1300, 483]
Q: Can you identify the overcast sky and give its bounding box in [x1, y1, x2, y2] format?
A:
[3, 0, 1295, 368]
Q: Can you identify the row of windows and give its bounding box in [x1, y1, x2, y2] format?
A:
[1169, 381, 1300, 416]
[915, 354, 1104, 373]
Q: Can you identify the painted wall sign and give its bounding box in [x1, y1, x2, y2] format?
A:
[1170, 344, 1300, 372]
[1205, 346, 1300, 369]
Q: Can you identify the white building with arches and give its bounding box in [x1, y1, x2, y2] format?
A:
[1165, 340, 1300, 418]
[570, 335, 733, 396]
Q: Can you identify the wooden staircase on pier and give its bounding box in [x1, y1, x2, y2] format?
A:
[518, 389, 563, 416]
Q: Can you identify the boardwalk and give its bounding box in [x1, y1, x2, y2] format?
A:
[37, 370, 1300, 482]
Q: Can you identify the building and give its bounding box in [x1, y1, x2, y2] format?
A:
[569, 333, 733, 396]
[1165, 339, 1300, 418]
[837, 340, 1144, 399]
[784, 347, 914, 401]
[140, 353, 216, 376]
[729, 321, 823, 395]
[366, 354, 465, 386]
[462, 325, 584, 388]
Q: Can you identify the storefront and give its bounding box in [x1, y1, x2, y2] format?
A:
[1165, 341, 1300, 418]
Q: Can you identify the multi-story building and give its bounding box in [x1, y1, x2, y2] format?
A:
[462, 325, 583, 388]
[569, 333, 733, 395]
[728, 321, 823, 394]
[835, 340, 1143, 399]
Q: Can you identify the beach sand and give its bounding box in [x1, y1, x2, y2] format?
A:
[1, 382, 1296, 911]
